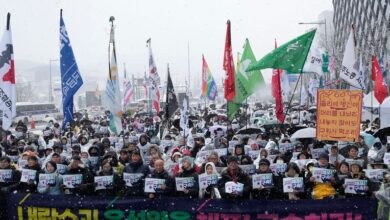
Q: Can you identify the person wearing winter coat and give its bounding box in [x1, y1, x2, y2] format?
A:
[305, 153, 338, 199]
[375, 172, 390, 220]
[18, 155, 41, 193]
[251, 158, 280, 200]
[94, 159, 124, 197]
[147, 159, 174, 199]
[37, 161, 63, 195]
[283, 162, 306, 200]
[63, 156, 94, 195]
[199, 162, 220, 199]
[123, 149, 150, 196]
[175, 156, 199, 198]
[344, 163, 371, 198]
[217, 156, 251, 199]
[0, 156, 20, 194]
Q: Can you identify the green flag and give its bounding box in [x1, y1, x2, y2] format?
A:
[247, 29, 316, 73]
[228, 39, 265, 120]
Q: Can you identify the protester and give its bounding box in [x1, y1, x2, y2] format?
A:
[175, 156, 199, 198]
[146, 159, 174, 199]
[123, 149, 150, 196]
[37, 161, 63, 195]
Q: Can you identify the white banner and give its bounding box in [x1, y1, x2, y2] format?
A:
[363, 169, 385, 181]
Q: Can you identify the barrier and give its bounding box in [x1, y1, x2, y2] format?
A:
[3, 193, 377, 219]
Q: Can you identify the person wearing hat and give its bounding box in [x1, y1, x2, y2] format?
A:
[329, 145, 345, 167]
[306, 153, 338, 200]
[252, 158, 280, 200]
[123, 149, 150, 196]
[63, 155, 94, 195]
[217, 156, 251, 199]
[283, 162, 306, 200]
[343, 162, 371, 198]
[175, 156, 199, 198]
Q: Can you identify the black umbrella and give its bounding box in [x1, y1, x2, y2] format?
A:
[374, 127, 390, 139]
[172, 118, 194, 130]
[287, 125, 308, 136]
[237, 127, 264, 135]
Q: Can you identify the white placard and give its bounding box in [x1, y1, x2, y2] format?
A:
[0, 169, 12, 182]
[123, 173, 144, 187]
[56, 164, 67, 175]
[20, 169, 37, 183]
[62, 174, 83, 188]
[270, 163, 287, 176]
[293, 159, 317, 170]
[267, 155, 278, 163]
[144, 178, 165, 193]
[345, 159, 365, 167]
[239, 164, 256, 175]
[344, 178, 367, 194]
[175, 177, 195, 192]
[17, 159, 27, 169]
[283, 177, 304, 193]
[252, 173, 273, 188]
[198, 173, 218, 190]
[38, 173, 56, 187]
[310, 148, 326, 159]
[225, 181, 244, 194]
[364, 169, 385, 181]
[89, 157, 99, 166]
[312, 168, 333, 183]
[290, 152, 300, 161]
[384, 153, 390, 165]
[94, 176, 113, 190]
[279, 143, 294, 152]
[248, 150, 260, 160]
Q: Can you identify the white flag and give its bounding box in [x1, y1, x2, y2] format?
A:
[180, 97, 189, 134]
[280, 71, 291, 102]
[340, 28, 364, 89]
[300, 85, 308, 106]
[302, 32, 327, 76]
[0, 14, 16, 130]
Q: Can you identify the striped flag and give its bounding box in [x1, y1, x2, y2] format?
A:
[143, 72, 148, 98]
[123, 65, 133, 108]
[201, 55, 218, 101]
[147, 38, 160, 114]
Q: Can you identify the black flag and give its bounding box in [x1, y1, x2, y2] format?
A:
[165, 65, 178, 120]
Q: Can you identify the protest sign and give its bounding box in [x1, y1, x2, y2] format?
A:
[20, 169, 37, 183]
[144, 178, 165, 193]
[344, 179, 367, 194]
[62, 174, 83, 188]
[252, 173, 273, 188]
[248, 150, 260, 160]
[363, 169, 385, 181]
[175, 177, 195, 192]
[198, 174, 218, 190]
[225, 181, 244, 194]
[38, 173, 56, 187]
[283, 177, 304, 193]
[239, 164, 256, 175]
[384, 153, 390, 165]
[270, 163, 287, 176]
[123, 173, 144, 187]
[312, 167, 333, 183]
[0, 169, 12, 182]
[94, 176, 113, 190]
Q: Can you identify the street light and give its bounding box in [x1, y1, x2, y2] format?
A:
[49, 59, 59, 103]
[298, 20, 328, 50]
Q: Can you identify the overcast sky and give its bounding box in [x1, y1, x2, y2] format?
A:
[0, 0, 333, 92]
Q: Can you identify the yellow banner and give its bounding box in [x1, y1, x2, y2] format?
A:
[316, 89, 362, 142]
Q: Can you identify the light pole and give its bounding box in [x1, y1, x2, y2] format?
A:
[298, 20, 327, 50]
[49, 59, 59, 103]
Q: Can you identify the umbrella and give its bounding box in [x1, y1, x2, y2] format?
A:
[208, 125, 227, 134]
[237, 127, 265, 135]
[374, 127, 390, 139]
[308, 106, 317, 113]
[172, 118, 194, 130]
[360, 132, 376, 148]
[287, 125, 307, 136]
[290, 127, 316, 139]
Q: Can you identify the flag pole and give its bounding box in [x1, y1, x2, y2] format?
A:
[298, 73, 304, 125]
[7, 13, 10, 31]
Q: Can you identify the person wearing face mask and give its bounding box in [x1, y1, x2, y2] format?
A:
[37, 161, 63, 195]
[217, 156, 251, 199]
[123, 149, 150, 196]
[138, 134, 150, 155]
[6, 148, 20, 165]
[78, 135, 91, 152]
[63, 156, 94, 195]
[282, 162, 306, 200]
[175, 156, 199, 198]
[368, 141, 386, 164]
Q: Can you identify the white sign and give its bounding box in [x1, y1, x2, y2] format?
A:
[312, 168, 333, 183]
[123, 173, 144, 187]
[198, 174, 218, 190]
[62, 174, 83, 188]
[94, 176, 113, 190]
[310, 148, 326, 159]
[0, 169, 12, 182]
[270, 163, 287, 176]
[56, 164, 67, 175]
[252, 173, 273, 188]
[344, 178, 367, 194]
[89, 157, 99, 166]
[293, 159, 317, 170]
[345, 159, 365, 167]
[17, 159, 27, 169]
[225, 181, 244, 194]
[20, 169, 37, 183]
[363, 169, 385, 181]
[384, 153, 390, 165]
[144, 178, 165, 193]
[283, 177, 304, 193]
[38, 173, 56, 187]
[239, 164, 256, 175]
[248, 150, 260, 160]
[279, 143, 294, 153]
[175, 177, 194, 192]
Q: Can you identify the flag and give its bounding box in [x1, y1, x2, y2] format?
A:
[147, 38, 161, 114]
[165, 65, 179, 120]
[105, 20, 122, 135]
[202, 55, 218, 100]
[300, 85, 308, 106]
[223, 20, 235, 102]
[180, 97, 189, 134]
[272, 40, 284, 123]
[302, 32, 328, 76]
[143, 72, 148, 98]
[358, 54, 366, 91]
[94, 84, 100, 99]
[340, 27, 365, 90]
[59, 10, 83, 130]
[280, 70, 291, 102]
[380, 57, 387, 84]
[123, 65, 134, 108]
[308, 77, 319, 104]
[227, 39, 265, 120]
[247, 29, 316, 73]
[372, 56, 388, 104]
[0, 13, 15, 130]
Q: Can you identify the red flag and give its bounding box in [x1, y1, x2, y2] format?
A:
[223, 20, 235, 102]
[372, 56, 388, 104]
[272, 40, 285, 123]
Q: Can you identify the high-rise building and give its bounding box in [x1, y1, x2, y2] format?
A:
[333, 0, 390, 88]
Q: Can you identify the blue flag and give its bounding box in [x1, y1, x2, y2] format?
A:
[60, 11, 83, 130]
